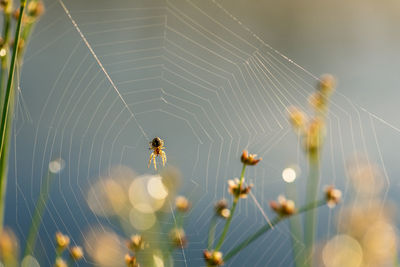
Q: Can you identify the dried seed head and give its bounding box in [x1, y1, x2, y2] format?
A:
[27, 1, 45, 19]
[125, 254, 139, 267]
[220, 208, 230, 219]
[318, 74, 336, 96]
[12, 9, 20, 20]
[54, 258, 67, 267]
[69, 246, 84, 261]
[325, 185, 342, 208]
[308, 92, 328, 113]
[175, 196, 191, 212]
[203, 250, 224, 266]
[0, 0, 10, 12]
[303, 118, 325, 155]
[288, 106, 307, 131]
[13, 1, 45, 24]
[169, 228, 187, 248]
[55, 232, 70, 250]
[9, 38, 25, 52]
[270, 195, 296, 217]
[241, 150, 262, 166]
[228, 178, 253, 199]
[214, 199, 230, 219]
[127, 235, 144, 251]
[0, 0, 8, 8]
[0, 229, 18, 261]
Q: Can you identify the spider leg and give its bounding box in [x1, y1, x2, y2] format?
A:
[153, 154, 157, 170]
[161, 151, 166, 167]
[148, 153, 154, 168]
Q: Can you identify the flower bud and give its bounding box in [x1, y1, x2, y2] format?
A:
[69, 246, 84, 261]
[303, 118, 325, 155]
[288, 106, 307, 131]
[241, 150, 262, 166]
[318, 74, 336, 95]
[203, 250, 224, 266]
[228, 178, 253, 199]
[214, 199, 230, 219]
[270, 195, 296, 217]
[325, 185, 342, 208]
[55, 232, 70, 250]
[127, 235, 144, 251]
[169, 228, 187, 248]
[125, 254, 139, 267]
[175, 196, 191, 212]
[54, 258, 67, 267]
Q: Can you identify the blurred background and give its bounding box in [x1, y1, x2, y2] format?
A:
[5, 0, 400, 266]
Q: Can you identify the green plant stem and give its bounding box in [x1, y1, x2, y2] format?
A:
[176, 210, 184, 228]
[303, 155, 320, 266]
[223, 199, 326, 262]
[286, 182, 305, 267]
[0, 0, 27, 231]
[214, 164, 246, 251]
[0, 3, 12, 105]
[24, 171, 55, 257]
[207, 215, 217, 250]
[67, 257, 77, 267]
[0, 80, 13, 231]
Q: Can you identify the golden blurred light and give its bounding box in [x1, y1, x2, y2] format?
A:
[363, 220, 397, 265]
[347, 155, 383, 196]
[85, 228, 126, 267]
[153, 251, 165, 267]
[87, 179, 127, 216]
[0, 229, 18, 263]
[87, 166, 136, 217]
[48, 158, 65, 174]
[147, 176, 168, 200]
[21, 255, 40, 267]
[282, 167, 297, 183]
[129, 175, 166, 213]
[322, 235, 363, 267]
[129, 208, 156, 231]
[0, 49, 6, 57]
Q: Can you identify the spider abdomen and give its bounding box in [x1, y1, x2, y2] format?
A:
[151, 137, 161, 148]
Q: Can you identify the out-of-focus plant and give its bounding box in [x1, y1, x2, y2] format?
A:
[201, 74, 337, 267]
[202, 150, 341, 266]
[0, 2, 78, 265]
[0, 156, 85, 266]
[85, 165, 190, 267]
[287, 74, 336, 267]
[0, 0, 44, 230]
[0, 228, 19, 267]
[318, 156, 398, 267]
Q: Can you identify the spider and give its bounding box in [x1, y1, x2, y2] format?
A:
[148, 137, 167, 170]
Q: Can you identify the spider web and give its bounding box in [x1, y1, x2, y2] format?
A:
[7, 0, 400, 266]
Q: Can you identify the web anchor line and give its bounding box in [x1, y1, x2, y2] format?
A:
[58, 0, 149, 141]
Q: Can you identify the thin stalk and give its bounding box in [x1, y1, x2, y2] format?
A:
[223, 199, 326, 262]
[24, 171, 55, 257]
[287, 182, 305, 267]
[207, 216, 217, 250]
[54, 247, 64, 266]
[0, 2, 12, 105]
[0, 58, 8, 108]
[67, 258, 76, 267]
[0, 81, 13, 230]
[214, 164, 246, 251]
[303, 155, 320, 266]
[176, 210, 184, 228]
[0, 0, 27, 231]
